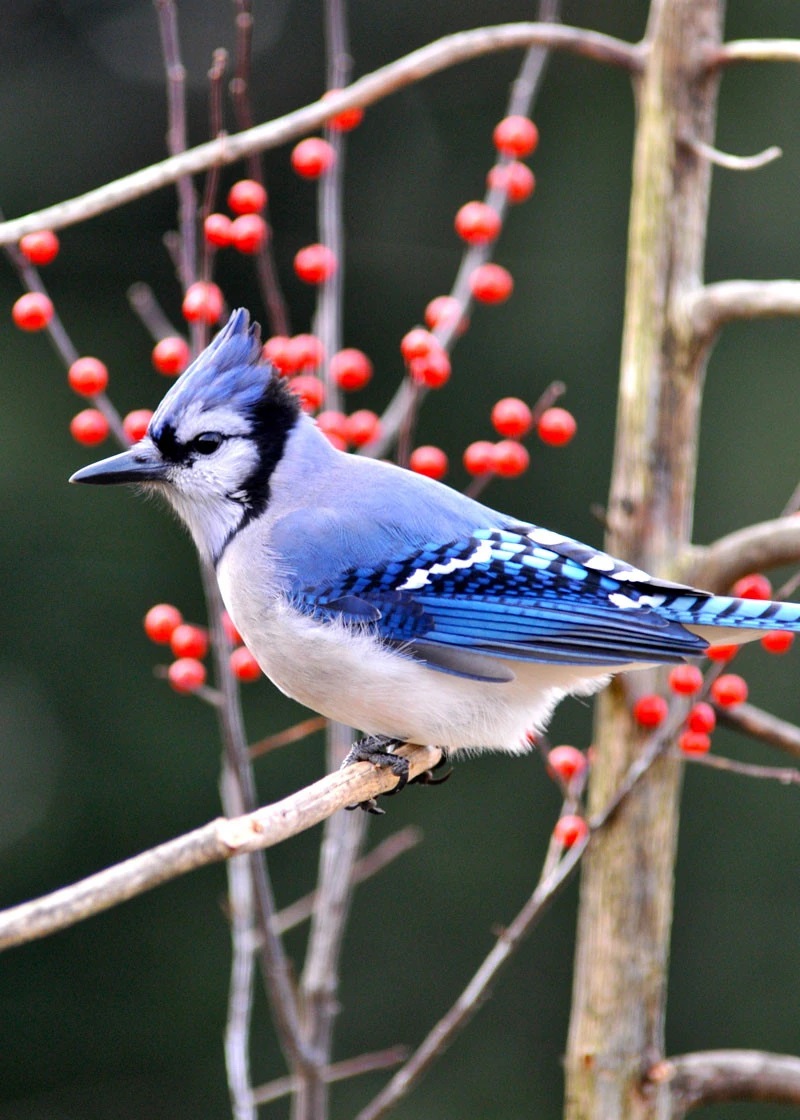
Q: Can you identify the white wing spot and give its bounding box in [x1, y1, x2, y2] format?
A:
[527, 527, 566, 547]
[397, 538, 494, 591]
[609, 592, 661, 610]
[613, 566, 651, 582]
[585, 553, 617, 572]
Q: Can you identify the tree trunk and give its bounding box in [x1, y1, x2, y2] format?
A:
[564, 1, 725, 1116]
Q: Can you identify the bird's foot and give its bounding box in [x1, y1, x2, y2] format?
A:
[342, 735, 409, 814]
[409, 751, 452, 787]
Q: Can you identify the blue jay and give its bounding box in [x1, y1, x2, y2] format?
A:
[71, 309, 800, 792]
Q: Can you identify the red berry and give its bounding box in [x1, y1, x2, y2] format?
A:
[170, 623, 210, 660]
[68, 356, 108, 396]
[289, 374, 325, 413]
[123, 409, 153, 443]
[322, 89, 364, 131]
[294, 243, 337, 284]
[547, 745, 587, 784]
[487, 161, 536, 203]
[70, 408, 109, 446]
[227, 178, 267, 214]
[12, 291, 53, 331]
[400, 328, 436, 362]
[706, 643, 738, 662]
[491, 440, 529, 478]
[408, 347, 451, 389]
[203, 213, 233, 247]
[345, 409, 381, 447]
[230, 213, 269, 254]
[424, 295, 468, 335]
[493, 115, 539, 158]
[168, 657, 207, 694]
[144, 603, 183, 644]
[463, 440, 496, 476]
[221, 611, 242, 645]
[687, 702, 716, 734]
[491, 397, 533, 439]
[19, 230, 60, 265]
[469, 263, 513, 304]
[537, 407, 577, 447]
[330, 348, 373, 391]
[732, 573, 772, 600]
[262, 335, 297, 374]
[760, 630, 794, 654]
[152, 336, 191, 376]
[633, 693, 668, 728]
[553, 814, 588, 848]
[454, 201, 501, 245]
[668, 663, 704, 695]
[230, 645, 262, 682]
[291, 137, 336, 178]
[316, 410, 349, 443]
[287, 334, 325, 371]
[182, 281, 224, 324]
[679, 730, 711, 755]
[710, 673, 748, 707]
[409, 445, 448, 480]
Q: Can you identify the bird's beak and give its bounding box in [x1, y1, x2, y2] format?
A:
[69, 439, 168, 486]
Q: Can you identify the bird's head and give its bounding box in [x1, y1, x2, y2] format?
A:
[70, 309, 302, 563]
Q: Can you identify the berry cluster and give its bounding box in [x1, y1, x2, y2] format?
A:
[201, 179, 270, 261]
[144, 602, 261, 695]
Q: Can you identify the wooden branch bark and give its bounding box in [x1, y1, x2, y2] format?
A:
[0, 745, 440, 952]
[686, 280, 800, 344]
[564, 2, 725, 1116]
[649, 1050, 800, 1116]
[684, 517, 800, 592]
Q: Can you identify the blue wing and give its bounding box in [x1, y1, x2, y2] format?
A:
[294, 525, 714, 681]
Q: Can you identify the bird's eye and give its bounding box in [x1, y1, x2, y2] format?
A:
[190, 432, 224, 455]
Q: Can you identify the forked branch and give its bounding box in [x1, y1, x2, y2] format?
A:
[646, 1049, 800, 1116]
[683, 517, 800, 593]
[686, 280, 800, 345]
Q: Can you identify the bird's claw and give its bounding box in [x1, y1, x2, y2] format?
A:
[342, 735, 409, 811]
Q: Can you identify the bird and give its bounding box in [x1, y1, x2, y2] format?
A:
[71, 308, 800, 796]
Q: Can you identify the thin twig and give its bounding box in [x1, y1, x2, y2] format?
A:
[680, 749, 800, 785]
[682, 135, 782, 171]
[712, 700, 800, 760]
[272, 826, 422, 935]
[231, 0, 290, 336]
[127, 281, 184, 342]
[249, 716, 327, 759]
[252, 1045, 409, 1106]
[708, 39, 800, 68]
[370, 3, 563, 461]
[355, 827, 587, 1120]
[0, 23, 642, 245]
[199, 47, 228, 285]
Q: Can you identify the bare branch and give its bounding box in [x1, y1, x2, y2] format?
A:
[0, 745, 441, 953]
[683, 517, 800, 593]
[681, 749, 800, 785]
[713, 700, 800, 760]
[251, 1045, 409, 1106]
[682, 135, 782, 171]
[0, 22, 640, 245]
[647, 1049, 800, 1115]
[710, 39, 800, 67]
[355, 833, 587, 1120]
[685, 280, 800, 343]
[272, 826, 422, 935]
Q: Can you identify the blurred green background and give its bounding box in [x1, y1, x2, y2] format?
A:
[1, 2, 799, 1118]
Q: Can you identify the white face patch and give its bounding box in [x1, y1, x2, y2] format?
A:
[397, 538, 495, 591]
